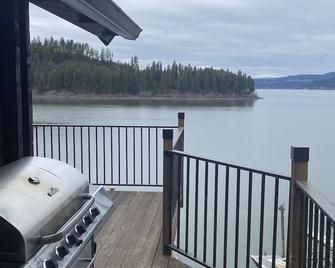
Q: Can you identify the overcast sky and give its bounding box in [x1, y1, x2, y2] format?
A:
[30, 0, 335, 78]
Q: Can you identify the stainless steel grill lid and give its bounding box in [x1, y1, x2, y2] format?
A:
[0, 157, 89, 264]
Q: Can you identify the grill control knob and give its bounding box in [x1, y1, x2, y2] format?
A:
[75, 225, 86, 236]
[83, 215, 93, 225]
[89, 207, 100, 218]
[55, 246, 69, 259]
[43, 259, 58, 268]
[65, 234, 77, 247]
[28, 176, 40, 185]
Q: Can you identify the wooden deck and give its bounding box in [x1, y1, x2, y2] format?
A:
[95, 191, 189, 268]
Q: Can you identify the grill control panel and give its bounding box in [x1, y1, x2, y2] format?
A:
[42, 207, 101, 268]
[24, 186, 112, 268]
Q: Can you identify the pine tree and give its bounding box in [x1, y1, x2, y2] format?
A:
[30, 37, 255, 96]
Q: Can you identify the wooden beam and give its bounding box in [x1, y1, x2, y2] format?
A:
[178, 112, 185, 128]
[177, 112, 185, 207]
[162, 129, 173, 256]
[288, 147, 309, 268]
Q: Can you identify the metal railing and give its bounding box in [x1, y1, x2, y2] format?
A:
[33, 122, 180, 186]
[162, 133, 291, 268]
[33, 112, 335, 268]
[295, 181, 335, 268]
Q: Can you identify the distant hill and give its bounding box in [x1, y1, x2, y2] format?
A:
[255, 72, 335, 89]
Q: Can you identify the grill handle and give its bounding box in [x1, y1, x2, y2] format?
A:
[36, 193, 95, 244]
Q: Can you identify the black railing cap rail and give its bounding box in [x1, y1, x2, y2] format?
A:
[33, 123, 178, 129]
[94, 183, 163, 187]
[296, 180, 335, 223]
[178, 112, 185, 119]
[166, 150, 291, 181]
[291, 146, 309, 162]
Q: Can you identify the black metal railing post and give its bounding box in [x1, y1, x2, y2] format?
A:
[288, 146, 309, 268]
[163, 129, 173, 256]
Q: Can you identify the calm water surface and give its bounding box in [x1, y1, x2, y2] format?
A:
[34, 89, 335, 201]
[34, 89, 335, 267]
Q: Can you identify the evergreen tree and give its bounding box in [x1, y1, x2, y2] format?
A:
[30, 37, 255, 95]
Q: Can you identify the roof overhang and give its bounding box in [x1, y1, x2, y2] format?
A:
[30, 0, 142, 45]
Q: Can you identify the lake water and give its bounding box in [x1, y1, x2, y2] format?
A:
[33, 89, 335, 201]
[33, 89, 335, 267]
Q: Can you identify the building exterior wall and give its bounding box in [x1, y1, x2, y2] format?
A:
[0, 0, 32, 166]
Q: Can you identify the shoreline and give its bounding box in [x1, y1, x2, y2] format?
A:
[33, 91, 261, 103]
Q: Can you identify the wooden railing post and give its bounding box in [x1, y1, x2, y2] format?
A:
[178, 112, 185, 207]
[288, 146, 309, 268]
[163, 129, 173, 256]
[178, 112, 185, 129]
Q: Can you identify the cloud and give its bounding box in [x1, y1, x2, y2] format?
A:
[29, 0, 335, 77]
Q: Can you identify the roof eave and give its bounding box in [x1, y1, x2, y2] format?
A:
[30, 0, 142, 45]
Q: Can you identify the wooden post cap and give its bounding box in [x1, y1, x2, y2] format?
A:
[178, 112, 185, 119]
[163, 129, 173, 140]
[291, 147, 309, 162]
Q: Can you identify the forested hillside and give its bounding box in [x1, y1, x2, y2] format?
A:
[255, 72, 335, 89]
[31, 38, 255, 96]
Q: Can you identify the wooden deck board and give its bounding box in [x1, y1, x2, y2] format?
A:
[95, 191, 128, 247]
[105, 192, 154, 267]
[95, 191, 189, 268]
[137, 198, 164, 268]
[121, 192, 162, 268]
[95, 192, 143, 268]
[151, 233, 169, 268]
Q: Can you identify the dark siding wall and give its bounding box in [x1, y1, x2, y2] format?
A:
[20, 1, 33, 158]
[0, 0, 32, 166]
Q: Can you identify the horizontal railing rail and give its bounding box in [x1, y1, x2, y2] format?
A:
[295, 181, 335, 268]
[33, 123, 178, 128]
[168, 150, 291, 181]
[33, 122, 179, 186]
[163, 147, 291, 268]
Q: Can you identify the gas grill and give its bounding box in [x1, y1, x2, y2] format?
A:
[0, 157, 113, 268]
